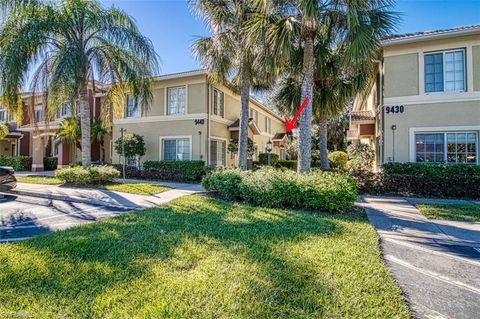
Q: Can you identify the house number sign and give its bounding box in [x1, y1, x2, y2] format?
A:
[194, 119, 205, 125]
[385, 105, 405, 114]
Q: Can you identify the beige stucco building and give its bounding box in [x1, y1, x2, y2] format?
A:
[111, 70, 286, 167]
[349, 25, 480, 167]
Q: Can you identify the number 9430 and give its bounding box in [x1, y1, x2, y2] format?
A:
[385, 105, 404, 114]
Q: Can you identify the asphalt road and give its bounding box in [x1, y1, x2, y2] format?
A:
[363, 196, 480, 319]
[0, 193, 132, 242]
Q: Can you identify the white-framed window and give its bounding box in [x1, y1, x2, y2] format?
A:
[125, 94, 140, 118]
[424, 49, 465, 93]
[415, 132, 477, 164]
[162, 138, 190, 161]
[249, 108, 258, 123]
[167, 86, 186, 115]
[0, 109, 6, 122]
[57, 103, 72, 119]
[52, 139, 60, 157]
[213, 89, 224, 117]
[210, 139, 226, 167]
[35, 109, 44, 122]
[264, 117, 271, 134]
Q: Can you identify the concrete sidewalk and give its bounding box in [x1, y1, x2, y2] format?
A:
[360, 196, 480, 319]
[10, 181, 204, 210]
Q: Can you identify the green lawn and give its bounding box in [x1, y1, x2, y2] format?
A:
[416, 204, 480, 222]
[16, 176, 168, 196]
[0, 195, 410, 318]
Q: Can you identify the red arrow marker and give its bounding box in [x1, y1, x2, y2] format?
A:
[285, 97, 309, 134]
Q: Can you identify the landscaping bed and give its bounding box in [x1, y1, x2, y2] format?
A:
[416, 204, 480, 222]
[0, 195, 410, 318]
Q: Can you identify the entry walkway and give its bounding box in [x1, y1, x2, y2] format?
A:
[359, 196, 480, 319]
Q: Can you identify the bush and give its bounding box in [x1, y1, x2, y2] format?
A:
[113, 160, 206, 182]
[0, 156, 32, 171]
[275, 160, 297, 170]
[258, 153, 279, 165]
[55, 165, 120, 184]
[202, 169, 244, 201]
[381, 163, 480, 199]
[43, 157, 58, 171]
[328, 151, 348, 170]
[347, 144, 375, 171]
[202, 167, 358, 212]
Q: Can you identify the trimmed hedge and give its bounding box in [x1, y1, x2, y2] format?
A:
[328, 151, 348, 170]
[258, 153, 279, 165]
[113, 160, 206, 182]
[43, 157, 58, 171]
[381, 163, 480, 199]
[202, 167, 358, 212]
[0, 156, 32, 171]
[276, 160, 297, 170]
[55, 165, 120, 184]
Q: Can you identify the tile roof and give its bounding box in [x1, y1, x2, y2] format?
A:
[383, 25, 480, 44]
[350, 110, 375, 122]
[273, 133, 286, 140]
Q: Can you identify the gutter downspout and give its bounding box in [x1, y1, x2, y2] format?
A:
[207, 80, 211, 167]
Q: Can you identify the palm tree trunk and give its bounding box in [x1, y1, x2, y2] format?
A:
[79, 82, 91, 167]
[298, 35, 315, 173]
[318, 113, 330, 170]
[238, 61, 250, 171]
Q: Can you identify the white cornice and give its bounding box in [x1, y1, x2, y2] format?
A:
[113, 113, 207, 124]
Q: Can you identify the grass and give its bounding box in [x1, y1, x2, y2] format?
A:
[101, 183, 169, 196]
[0, 195, 410, 318]
[416, 204, 480, 222]
[16, 175, 169, 196]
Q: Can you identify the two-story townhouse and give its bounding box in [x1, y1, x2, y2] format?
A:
[348, 25, 480, 168]
[112, 69, 286, 167]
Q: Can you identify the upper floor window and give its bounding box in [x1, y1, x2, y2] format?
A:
[167, 86, 186, 115]
[0, 109, 7, 122]
[213, 89, 224, 117]
[57, 103, 72, 119]
[264, 117, 271, 134]
[35, 109, 44, 122]
[249, 108, 258, 123]
[424, 49, 465, 93]
[125, 94, 140, 118]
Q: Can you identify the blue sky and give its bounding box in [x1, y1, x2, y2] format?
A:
[102, 0, 480, 75]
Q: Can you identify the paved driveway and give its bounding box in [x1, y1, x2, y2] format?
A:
[360, 196, 480, 319]
[0, 193, 131, 242]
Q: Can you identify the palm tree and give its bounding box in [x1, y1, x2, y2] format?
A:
[91, 119, 107, 162]
[0, 121, 8, 139]
[271, 44, 374, 170]
[191, 0, 272, 170]
[56, 117, 81, 162]
[249, 0, 398, 172]
[0, 0, 158, 167]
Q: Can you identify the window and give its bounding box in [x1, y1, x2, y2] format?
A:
[249, 109, 258, 123]
[210, 140, 226, 167]
[52, 139, 60, 157]
[57, 103, 72, 119]
[264, 117, 271, 134]
[425, 49, 465, 93]
[163, 138, 190, 161]
[0, 109, 6, 122]
[125, 94, 140, 118]
[35, 109, 44, 122]
[167, 86, 186, 115]
[213, 89, 224, 117]
[415, 132, 477, 164]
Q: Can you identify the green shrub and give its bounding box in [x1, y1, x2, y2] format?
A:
[0, 156, 32, 171]
[275, 160, 297, 170]
[380, 163, 480, 199]
[55, 165, 120, 184]
[202, 169, 244, 200]
[43, 157, 58, 171]
[328, 151, 348, 170]
[143, 160, 206, 182]
[202, 167, 358, 212]
[347, 144, 375, 171]
[258, 153, 279, 165]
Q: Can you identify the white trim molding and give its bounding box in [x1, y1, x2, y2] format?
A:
[158, 135, 193, 161]
[408, 125, 480, 163]
[210, 115, 233, 126]
[384, 91, 480, 106]
[114, 113, 207, 125]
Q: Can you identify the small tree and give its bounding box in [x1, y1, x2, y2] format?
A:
[346, 143, 375, 172]
[114, 133, 146, 168]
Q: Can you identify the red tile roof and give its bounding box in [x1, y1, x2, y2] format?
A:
[350, 110, 375, 122]
[273, 133, 286, 141]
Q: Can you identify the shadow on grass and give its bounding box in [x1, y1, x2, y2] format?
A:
[0, 195, 372, 317]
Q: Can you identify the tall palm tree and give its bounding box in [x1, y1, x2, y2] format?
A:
[271, 44, 374, 170]
[191, 0, 272, 170]
[249, 0, 398, 172]
[0, 0, 158, 167]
